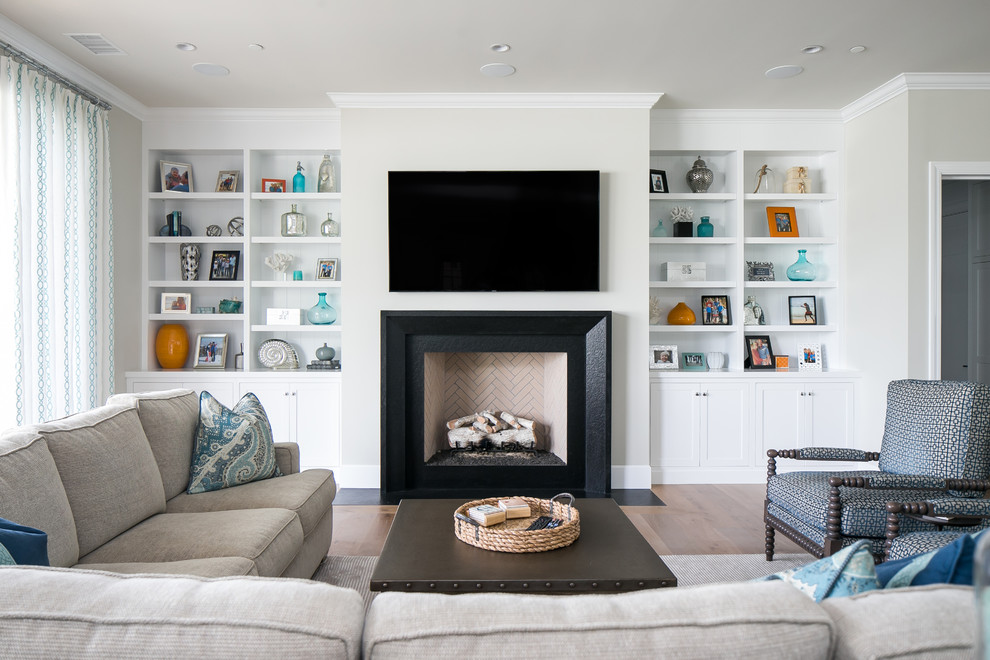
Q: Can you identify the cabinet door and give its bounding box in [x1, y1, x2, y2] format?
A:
[756, 383, 804, 455]
[806, 382, 855, 449]
[294, 381, 342, 469]
[240, 381, 294, 444]
[650, 382, 701, 467]
[701, 382, 751, 467]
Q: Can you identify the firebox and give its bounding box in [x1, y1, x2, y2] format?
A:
[381, 311, 611, 503]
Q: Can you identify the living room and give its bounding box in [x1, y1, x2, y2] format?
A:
[2, 2, 990, 657]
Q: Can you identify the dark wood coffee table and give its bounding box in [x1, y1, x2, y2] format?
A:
[370, 498, 677, 594]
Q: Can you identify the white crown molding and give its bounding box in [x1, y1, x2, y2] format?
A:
[651, 108, 841, 124]
[841, 72, 990, 122]
[327, 92, 663, 109]
[142, 107, 342, 122]
[0, 13, 148, 119]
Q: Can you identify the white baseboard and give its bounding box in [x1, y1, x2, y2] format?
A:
[611, 464, 652, 489]
[326, 465, 380, 489]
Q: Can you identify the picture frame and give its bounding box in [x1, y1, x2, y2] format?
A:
[799, 343, 823, 371]
[160, 292, 191, 314]
[766, 206, 799, 237]
[193, 333, 228, 370]
[216, 170, 239, 192]
[209, 250, 240, 281]
[701, 294, 731, 325]
[649, 169, 669, 193]
[650, 344, 678, 370]
[744, 334, 775, 370]
[160, 160, 192, 192]
[316, 257, 338, 281]
[788, 295, 818, 325]
[681, 352, 707, 371]
[746, 261, 775, 282]
[261, 178, 286, 193]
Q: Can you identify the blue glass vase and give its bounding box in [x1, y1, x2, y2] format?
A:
[786, 249, 817, 281]
[307, 292, 337, 325]
[650, 218, 666, 237]
[696, 216, 714, 237]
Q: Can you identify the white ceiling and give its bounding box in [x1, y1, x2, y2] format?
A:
[1, 0, 989, 111]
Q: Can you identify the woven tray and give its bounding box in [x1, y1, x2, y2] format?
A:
[453, 494, 580, 553]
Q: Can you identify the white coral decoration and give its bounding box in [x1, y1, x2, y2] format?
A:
[264, 252, 293, 274]
[649, 296, 662, 325]
[670, 206, 694, 222]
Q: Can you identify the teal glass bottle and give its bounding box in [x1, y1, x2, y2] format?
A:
[696, 216, 714, 237]
[292, 161, 305, 192]
[786, 249, 817, 281]
[650, 218, 666, 237]
[307, 292, 337, 325]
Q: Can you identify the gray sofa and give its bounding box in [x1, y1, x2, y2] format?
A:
[0, 388, 336, 578]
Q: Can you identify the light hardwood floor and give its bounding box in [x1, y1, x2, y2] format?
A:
[328, 484, 805, 557]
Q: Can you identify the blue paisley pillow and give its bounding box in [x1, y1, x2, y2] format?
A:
[761, 540, 880, 602]
[187, 391, 282, 494]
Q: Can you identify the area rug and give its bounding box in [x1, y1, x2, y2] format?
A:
[311, 552, 811, 611]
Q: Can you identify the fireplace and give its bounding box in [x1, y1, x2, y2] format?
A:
[381, 311, 611, 503]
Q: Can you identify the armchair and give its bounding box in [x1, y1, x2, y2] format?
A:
[764, 379, 990, 561]
[884, 499, 990, 560]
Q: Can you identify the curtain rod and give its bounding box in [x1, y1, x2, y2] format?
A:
[1, 39, 112, 110]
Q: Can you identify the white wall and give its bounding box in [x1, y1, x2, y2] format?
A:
[339, 108, 652, 487]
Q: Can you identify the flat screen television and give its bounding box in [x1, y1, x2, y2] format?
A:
[388, 170, 600, 292]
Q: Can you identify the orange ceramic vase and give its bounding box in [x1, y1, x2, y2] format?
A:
[155, 323, 189, 369]
[667, 302, 697, 325]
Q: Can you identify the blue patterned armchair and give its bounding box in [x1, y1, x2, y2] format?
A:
[764, 379, 990, 561]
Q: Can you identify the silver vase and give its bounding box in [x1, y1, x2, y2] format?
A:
[686, 156, 714, 193]
[179, 243, 201, 281]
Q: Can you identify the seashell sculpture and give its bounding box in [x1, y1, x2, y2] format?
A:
[257, 339, 299, 369]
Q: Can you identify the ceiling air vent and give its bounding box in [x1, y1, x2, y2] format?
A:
[64, 33, 125, 55]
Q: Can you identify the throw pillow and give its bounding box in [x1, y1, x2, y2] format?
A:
[762, 539, 880, 602]
[0, 541, 16, 565]
[186, 391, 282, 494]
[876, 529, 984, 588]
[0, 517, 50, 566]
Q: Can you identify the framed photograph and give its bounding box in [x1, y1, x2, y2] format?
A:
[160, 292, 191, 314]
[216, 170, 239, 192]
[194, 333, 228, 370]
[681, 352, 707, 371]
[788, 295, 818, 325]
[775, 356, 790, 370]
[744, 335, 775, 370]
[262, 178, 286, 193]
[766, 206, 799, 237]
[209, 250, 240, 281]
[799, 343, 823, 371]
[649, 169, 669, 193]
[701, 294, 731, 325]
[316, 257, 338, 281]
[746, 261, 775, 282]
[160, 161, 192, 192]
[650, 344, 678, 370]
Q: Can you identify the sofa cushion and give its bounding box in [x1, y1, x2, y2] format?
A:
[0, 518, 49, 566]
[187, 391, 281, 494]
[167, 468, 335, 536]
[821, 584, 976, 659]
[363, 581, 834, 660]
[74, 556, 259, 577]
[107, 389, 200, 499]
[0, 566, 365, 660]
[33, 404, 167, 557]
[75, 508, 303, 577]
[0, 431, 79, 566]
[762, 539, 879, 601]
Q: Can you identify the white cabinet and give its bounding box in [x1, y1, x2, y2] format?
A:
[241, 379, 341, 470]
[650, 380, 751, 468]
[756, 381, 855, 455]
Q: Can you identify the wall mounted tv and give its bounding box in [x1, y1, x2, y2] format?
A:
[388, 170, 600, 292]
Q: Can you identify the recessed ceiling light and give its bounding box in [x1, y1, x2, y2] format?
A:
[248, 43, 265, 51]
[192, 62, 230, 76]
[764, 65, 804, 79]
[175, 42, 197, 51]
[490, 43, 510, 53]
[801, 45, 823, 55]
[849, 45, 867, 54]
[480, 62, 516, 77]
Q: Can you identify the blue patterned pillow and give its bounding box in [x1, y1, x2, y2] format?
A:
[761, 540, 880, 602]
[186, 391, 282, 494]
[0, 517, 49, 566]
[876, 529, 984, 588]
[0, 542, 16, 565]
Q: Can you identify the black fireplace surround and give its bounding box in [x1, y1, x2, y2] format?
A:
[381, 311, 611, 503]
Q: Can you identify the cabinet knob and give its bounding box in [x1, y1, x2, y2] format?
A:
[694, 392, 700, 397]
[702, 392, 708, 397]
[284, 392, 290, 396]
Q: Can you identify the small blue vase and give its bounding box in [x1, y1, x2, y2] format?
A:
[786, 249, 817, 281]
[696, 216, 714, 237]
[307, 292, 336, 325]
[650, 219, 666, 237]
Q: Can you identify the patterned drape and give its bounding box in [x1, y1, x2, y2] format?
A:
[0, 54, 114, 426]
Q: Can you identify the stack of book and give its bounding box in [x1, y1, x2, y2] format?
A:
[467, 504, 506, 526]
[497, 497, 531, 519]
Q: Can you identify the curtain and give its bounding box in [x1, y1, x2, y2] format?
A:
[0, 54, 114, 426]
